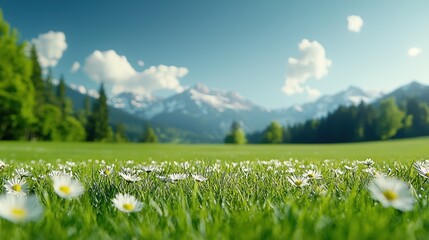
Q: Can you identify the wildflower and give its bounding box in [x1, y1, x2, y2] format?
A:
[344, 165, 358, 172]
[0, 195, 43, 223]
[0, 160, 7, 170]
[192, 174, 207, 182]
[368, 176, 414, 212]
[333, 168, 344, 176]
[52, 175, 84, 199]
[288, 175, 309, 188]
[119, 168, 141, 182]
[304, 170, 322, 180]
[156, 175, 172, 183]
[66, 161, 77, 167]
[15, 168, 32, 178]
[359, 158, 375, 166]
[4, 177, 28, 197]
[99, 165, 114, 177]
[112, 193, 142, 213]
[168, 173, 187, 182]
[141, 165, 159, 173]
[413, 162, 429, 179]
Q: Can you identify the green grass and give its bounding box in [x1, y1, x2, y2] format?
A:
[0, 138, 429, 239]
[1, 136, 429, 162]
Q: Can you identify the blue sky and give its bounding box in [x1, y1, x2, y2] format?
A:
[2, 1, 428, 108]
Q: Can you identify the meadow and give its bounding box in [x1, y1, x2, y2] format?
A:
[1, 138, 429, 239]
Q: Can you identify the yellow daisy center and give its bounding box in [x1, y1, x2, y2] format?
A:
[59, 185, 71, 195]
[123, 203, 134, 211]
[383, 190, 398, 201]
[104, 170, 111, 175]
[11, 208, 27, 219]
[12, 184, 22, 192]
[308, 173, 314, 178]
[295, 180, 302, 186]
[425, 172, 429, 177]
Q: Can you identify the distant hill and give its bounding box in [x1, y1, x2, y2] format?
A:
[274, 85, 382, 125]
[67, 80, 429, 143]
[65, 85, 213, 143]
[375, 81, 429, 105]
[106, 83, 383, 142]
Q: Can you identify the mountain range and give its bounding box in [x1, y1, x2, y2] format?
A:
[67, 81, 429, 143]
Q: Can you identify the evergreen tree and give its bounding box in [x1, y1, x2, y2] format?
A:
[76, 95, 91, 127]
[141, 124, 158, 143]
[262, 121, 283, 143]
[56, 75, 73, 119]
[44, 69, 57, 105]
[86, 84, 112, 141]
[0, 10, 35, 139]
[57, 75, 66, 118]
[29, 45, 45, 106]
[224, 121, 247, 144]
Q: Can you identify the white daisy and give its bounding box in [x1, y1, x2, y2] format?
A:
[413, 162, 429, 179]
[15, 168, 32, 177]
[191, 174, 207, 182]
[359, 158, 375, 166]
[4, 177, 28, 197]
[0, 160, 7, 170]
[344, 165, 358, 172]
[0, 195, 43, 223]
[304, 170, 322, 180]
[112, 193, 143, 213]
[119, 171, 141, 182]
[99, 165, 114, 177]
[168, 173, 187, 182]
[141, 165, 160, 173]
[287, 175, 309, 188]
[52, 175, 84, 199]
[368, 176, 414, 212]
[156, 175, 172, 183]
[332, 168, 344, 176]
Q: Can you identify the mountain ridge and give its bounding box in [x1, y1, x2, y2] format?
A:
[67, 80, 428, 142]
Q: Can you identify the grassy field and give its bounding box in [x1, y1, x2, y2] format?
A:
[1, 137, 429, 162]
[1, 138, 429, 239]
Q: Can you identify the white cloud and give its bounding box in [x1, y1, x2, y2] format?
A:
[83, 50, 188, 96]
[83, 50, 136, 83]
[282, 39, 332, 96]
[70, 61, 80, 73]
[137, 60, 145, 67]
[408, 47, 422, 57]
[347, 15, 364, 32]
[31, 31, 68, 68]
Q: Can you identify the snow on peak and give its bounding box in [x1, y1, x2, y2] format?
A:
[193, 83, 210, 94]
[108, 92, 158, 113]
[188, 86, 252, 112]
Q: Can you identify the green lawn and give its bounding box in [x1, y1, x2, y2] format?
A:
[1, 137, 429, 162]
[0, 138, 429, 239]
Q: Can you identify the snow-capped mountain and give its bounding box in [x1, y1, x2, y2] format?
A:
[130, 84, 275, 140]
[67, 80, 425, 142]
[108, 92, 159, 115]
[105, 84, 382, 141]
[140, 83, 264, 119]
[276, 86, 383, 125]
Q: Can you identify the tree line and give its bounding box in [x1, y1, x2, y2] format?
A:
[226, 97, 429, 144]
[0, 10, 158, 143]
